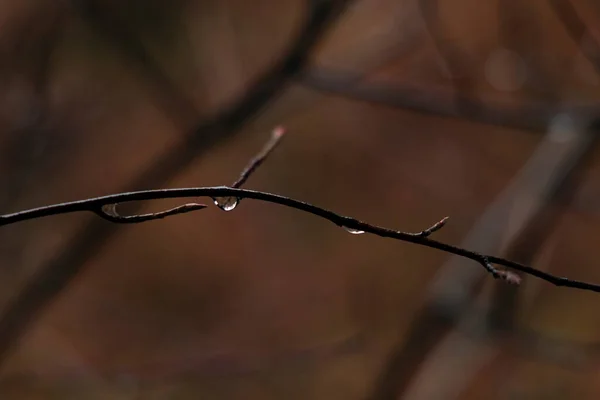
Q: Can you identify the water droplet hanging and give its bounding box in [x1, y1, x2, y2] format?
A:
[212, 196, 239, 211]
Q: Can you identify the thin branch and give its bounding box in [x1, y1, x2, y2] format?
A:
[2, 185, 600, 292]
[100, 125, 284, 221]
[95, 203, 207, 224]
[72, 0, 199, 124]
[232, 126, 286, 189]
[0, 0, 354, 366]
[212, 125, 286, 211]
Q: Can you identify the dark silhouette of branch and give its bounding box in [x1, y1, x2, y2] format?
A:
[498, 1, 562, 103]
[0, 0, 353, 365]
[210, 125, 286, 211]
[0, 8, 65, 209]
[2, 183, 600, 292]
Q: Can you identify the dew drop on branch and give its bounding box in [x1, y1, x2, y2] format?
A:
[343, 226, 365, 235]
[102, 204, 119, 217]
[212, 197, 239, 212]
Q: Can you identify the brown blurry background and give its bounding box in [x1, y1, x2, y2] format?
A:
[0, 0, 600, 398]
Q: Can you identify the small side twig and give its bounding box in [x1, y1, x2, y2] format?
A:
[0, 128, 590, 290]
[99, 126, 285, 221]
[213, 126, 286, 211]
[0, 0, 355, 369]
[95, 203, 207, 224]
[417, 216, 449, 237]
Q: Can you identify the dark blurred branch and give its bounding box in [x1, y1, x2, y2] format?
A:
[96, 202, 207, 223]
[300, 67, 600, 131]
[0, 0, 353, 365]
[30, 11, 64, 95]
[490, 129, 599, 331]
[98, 125, 286, 221]
[301, 1, 600, 133]
[72, 0, 198, 124]
[549, 0, 600, 74]
[418, 0, 481, 115]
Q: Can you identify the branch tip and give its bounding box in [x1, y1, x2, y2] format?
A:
[231, 126, 287, 189]
[95, 202, 207, 223]
[418, 216, 449, 237]
[272, 125, 286, 139]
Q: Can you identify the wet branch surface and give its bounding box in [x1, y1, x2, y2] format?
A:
[1, 132, 599, 294]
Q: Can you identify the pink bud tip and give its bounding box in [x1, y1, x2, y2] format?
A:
[272, 126, 286, 139]
[500, 270, 522, 286]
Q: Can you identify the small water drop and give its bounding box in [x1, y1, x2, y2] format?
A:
[212, 196, 239, 211]
[343, 226, 365, 235]
[102, 203, 119, 217]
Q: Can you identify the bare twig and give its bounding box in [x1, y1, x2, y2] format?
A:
[232, 126, 286, 189]
[2, 184, 600, 292]
[0, 0, 353, 365]
[95, 202, 207, 223]
[212, 125, 286, 210]
[418, 216, 449, 237]
[100, 125, 284, 221]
